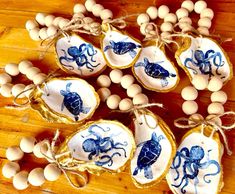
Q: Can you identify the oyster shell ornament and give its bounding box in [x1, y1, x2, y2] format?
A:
[101, 24, 142, 69]
[55, 34, 106, 77]
[130, 110, 176, 188]
[175, 36, 233, 84]
[56, 120, 136, 175]
[30, 77, 100, 124]
[133, 42, 179, 92]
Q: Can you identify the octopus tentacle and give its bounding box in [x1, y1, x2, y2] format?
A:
[200, 160, 220, 183]
[59, 49, 75, 70]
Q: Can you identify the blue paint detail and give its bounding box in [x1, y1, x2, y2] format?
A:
[184, 49, 225, 78]
[60, 82, 91, 121]
[170, 146, 220, 194]
[133, 132, 165, 179]
[82, 124, 128, 167]
[135, 58, 176, 87]
[104, 40, 141, 58]
[59, 43, 100, 75]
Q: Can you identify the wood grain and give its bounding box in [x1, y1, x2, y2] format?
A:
[0, 0, 234, 194]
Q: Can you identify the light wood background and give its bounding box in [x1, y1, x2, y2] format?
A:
[0, 0, 234, 193]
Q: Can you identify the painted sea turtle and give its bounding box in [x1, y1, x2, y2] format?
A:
[60, 82, 91, 121]
[104, 40, 141, 58]
[133, 132, 164, 179]
[135, 57, 176, 87]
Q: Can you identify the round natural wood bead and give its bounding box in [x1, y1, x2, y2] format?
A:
[207, 102, 224, 115]
[119, 98, 133, 111]
[1, 83, 13, 97]
[100, 9, 113, 20]
[58, 19, 70, 29]
[39, 28, 48, 40]
[25, 20, 39, 31]
[179, 17, 192, 25]
[158, 5, 170, 19]
[200, 8, 214, 19]
[44, 164, 61, 182]
[109, 69, 123, 84]
[18, 60, 33, 74]
[133, 93, 149, 105]
[47, 26, 58, 36]
[74, 3, 86, 14]
[198, 17, 212, 28]
[194, 0, 207, 14]
[20, 137, 36, 153]
[6, 146, 24, 161]
[146, 6, 158, 20]
[161, 32, 171, 40]
[181, 0, 194, 12]
[13, 171, 29, 190]
[35, 13, 46, 25]
[29, 28, 40, 41]
[197, 26, 209, 35]
[24, 84, 35, 98]
[137, 13, 150, 26]
[140, 23, 153, 35]
[160, 22, 173, 32]
[45, 15, 55, 27]
[207, 76, 223, 92]
[2, 161, 20, 178]
[12, 84, 26, 98]
[33, 73, 47, 85]
[164, 13, 177, 23]
[5, 63, 19, 76]
[182, 100, 198, 115]
[92, 4, 104, 17]
[26, 67, 41, 80]
[176, 8, 189, 20]
[53, 17, 64, 26]
[85, 0, 96, 12]
[97, 75, 111, 88]
[33, 140, 49, 158]
[0, 73, 12, 85]
[28, 168, 45, 186]
[127, 84, 142, 98]
[188, 113, 204, 124]
[97, 87, 111, 102]
[211, 91, 227, 104]
[206, 114, 222, 126]
[181, 86, 198, 100]
[121, 74, 135, 89]
[106, 94, 121, 109]
[192, 74, 208, 90]
[181, 25, 193, 33]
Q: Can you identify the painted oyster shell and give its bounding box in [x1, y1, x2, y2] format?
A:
[55, 34, 106, 77]
[175, 36, 233, 83]
[130, 110, 176, 188]
[133, 42, 179, 92]
[166, 125, 223, 194]
[56, 120, 136, 175]
[30, 77, 100, 124]
[101, 24, 142, 69]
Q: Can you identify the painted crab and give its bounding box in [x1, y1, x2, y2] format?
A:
[184, 49, 224, 77]
[82, 124, 128, 167]
[60, 82, 91, 121]
[133, 132, 164, 179]
[104, 40, 141, 58]
[135, 58, 176, 87]
[59, 43, 100, 75]
[171, 146, 220, 194]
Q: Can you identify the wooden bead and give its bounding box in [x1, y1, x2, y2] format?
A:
[158, 5, 170, 19]
[100, 9, 113, 20]
[97, 75, 111, 88]
[44, 164, 61, 181]
[28, 168, 45, 186]
[127, 84, 142, 98]
[179, 17, 192, 25]
[181, 86, 198, 100]
[24, 84, 35, 98]
[208, 77, 223, 92]
[6, 146, 24, 161]
[2, 161, 20, 178]
[58, 19, 70, 29]
[53, 17, 64, 26]
[179, 22, 191, 30]
[45, 15, 55, 27]
[197, 26, 209, 35]
[200, 8, 214, 19]
[12, 84, 26, 98]
[206, 114, 222, 126]
[97, 88, 111, 102]
[0, 73, 12, 85]
[92, 4, 104, 17]
[176, 8, 189, 20]
[5, 63, 19, 76]
[29, 28, 40, 41]
[1, 83, 13, 97]
[39, 27, 48, 40]
[13, 171, 29, 190]
[120, 74, 135, 89]
[182, 100, 198, 115]
[211, 91, 227, 104]
[160, 22, 173, 32]
[133, 93, 149, 105]
[47, 26, 58, 36]
[25, 20, 39, 31]
[20, 137, 36, 153]
[208, 102, 224, 115]
[83, 17, 94, 31]
[74, 4, 86, 14]
[109, 69, 123, 84]
[18, 60, 33, 74]
[164, 13, 177, 23]
[140, 23, 153, 35]
[192, 74, 208, 90]
[188, 113, 204, 124]
[106, 94, 121, 109]
[26, 67, 41, 80]
[198, 17, 212, 28]
[33, 140, 48, 158]
[137, 13, 150, 26]
[146, 6, 158, 20]
[194, 0, 207, 14]
[182, 25, 193, 33]
[181, 0, 194, 12]
[35, 13, 46, 25]
[119, 98, 133, 111]
[161, 32, 171, 40]
[33, 73, 47, 85]
[85, 0, 96, 12]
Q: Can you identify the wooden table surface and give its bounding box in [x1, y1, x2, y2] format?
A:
[0, 0, 234, 193]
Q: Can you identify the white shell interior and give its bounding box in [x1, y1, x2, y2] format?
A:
[41, 79, 98, 122]
[167, 132, 222, 194]
[179, 37, 231, 82]
[102, 30, 141, 68]
[56, 35, 106, 76]
[67, 122, 133, 171]
[131, 114, 173, 185]
[134, 46, 178, 91]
